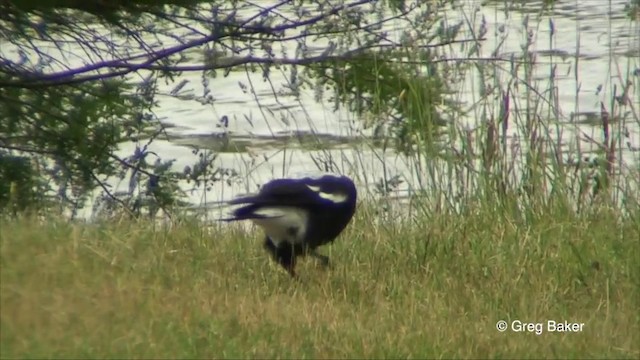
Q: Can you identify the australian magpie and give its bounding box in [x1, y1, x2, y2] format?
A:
[221, 174, 357, 277]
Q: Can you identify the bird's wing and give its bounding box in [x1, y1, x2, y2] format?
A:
[227, 178, 322, 208]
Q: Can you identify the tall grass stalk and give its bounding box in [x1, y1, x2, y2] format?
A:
[378, 1, 640, 221]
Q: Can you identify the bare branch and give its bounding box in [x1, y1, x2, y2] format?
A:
[0, 0, 382, 88]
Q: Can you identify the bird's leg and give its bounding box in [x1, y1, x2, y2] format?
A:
[277, 243, 297, 277]
[309, 249, 331, 267]
[264, 237, 297, 277]
[263, 236, 278, 259]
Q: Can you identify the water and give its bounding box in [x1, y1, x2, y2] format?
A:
[3, 0, 639, 218]
[129, 0, 638, 216]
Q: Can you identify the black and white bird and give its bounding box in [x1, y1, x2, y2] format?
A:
[221, 174, 358, 277]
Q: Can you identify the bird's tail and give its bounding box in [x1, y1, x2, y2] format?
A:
[218, 205, 286, 222]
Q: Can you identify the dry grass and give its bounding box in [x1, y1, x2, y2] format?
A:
[1, 202, 638, 359]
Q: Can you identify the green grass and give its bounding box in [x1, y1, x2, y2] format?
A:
[1, 203, 638, 359]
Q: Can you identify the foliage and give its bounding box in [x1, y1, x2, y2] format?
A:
[0, 153, 38, 214]
[0, 0, 460, 216]
[308, 50, 451, 154]
[625, 0, 640, 19]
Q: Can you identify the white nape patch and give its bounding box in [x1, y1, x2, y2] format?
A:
[252, 206, 309, 245]
[306, 185, 348, 204]
[317, 191, 348, 204]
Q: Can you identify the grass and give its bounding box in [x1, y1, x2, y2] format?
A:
[1, 202, 638, 359]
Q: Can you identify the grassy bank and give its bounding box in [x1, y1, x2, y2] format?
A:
[1, 203, 638, 359]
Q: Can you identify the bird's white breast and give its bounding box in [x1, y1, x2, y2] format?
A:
[251, 206, 309, 245]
